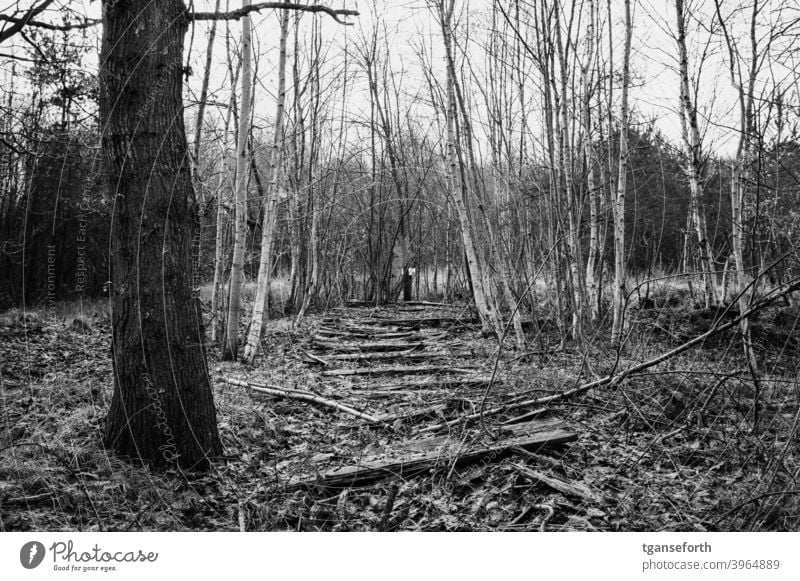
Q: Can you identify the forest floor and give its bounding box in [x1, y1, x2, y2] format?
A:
[2, 296, 800, 531]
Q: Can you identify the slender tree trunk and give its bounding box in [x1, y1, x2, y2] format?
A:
[610, 0, 632, 346]
[192, 0, 222, 180]
[582, 0, 601, 322]
[222, 0, 253, 361]
[100, 0, 222, 469]
[211, 53, 239, 344]
[675, 0, 716, 308]
[243, 4, 290, 363]
[439, 0, 499, 337]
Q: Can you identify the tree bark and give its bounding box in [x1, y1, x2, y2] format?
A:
[99, 0, 222, 470]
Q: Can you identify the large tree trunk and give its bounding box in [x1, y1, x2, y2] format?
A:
[100, 0, 222, 470]
[222, 0, 253, 361]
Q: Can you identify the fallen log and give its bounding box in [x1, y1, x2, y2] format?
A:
[220, 376, 379, 422]
[289, 427, 577, 490]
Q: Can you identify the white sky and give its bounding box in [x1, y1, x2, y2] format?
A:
[2, 0, 798, 159]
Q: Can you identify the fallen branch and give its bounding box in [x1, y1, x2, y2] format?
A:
[299, 349, 330, 366]
[220, 376, 379, 422]
[513, 464, 602, 503]
[425, 277, 800, 431]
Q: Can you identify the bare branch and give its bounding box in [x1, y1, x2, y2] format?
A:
[0, 4, 99, 40]
[191, 2, 358, 25]
[0, 0, 55, 43]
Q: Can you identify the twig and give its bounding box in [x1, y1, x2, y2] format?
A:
[534, 504, 555, 532]
[379, 484, 399, 531]
[711, 489, 800, 527]
[300, 349, 329, 366]
[220, 376, 379, 422]
[238, 499, 246, 532]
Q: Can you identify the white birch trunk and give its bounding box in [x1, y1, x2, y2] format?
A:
[242, 5, 290, 363]
[675, 0, 716, 308]
[610, 0, 632, 346]
[221, 0, 253, 360]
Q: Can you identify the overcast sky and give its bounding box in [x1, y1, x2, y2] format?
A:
[3, 0, 797, 160]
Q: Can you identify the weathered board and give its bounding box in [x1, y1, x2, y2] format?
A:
[290, 422, 576, 490]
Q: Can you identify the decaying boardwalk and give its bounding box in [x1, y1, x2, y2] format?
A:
[222, 301, 580, 493]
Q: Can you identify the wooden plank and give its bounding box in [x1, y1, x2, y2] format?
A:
[321, 365, 476, 377]
[367, 317, 479, 328]
[306, 350, 443, 363]
[312, 338, 426, 353]
[317, 328, 416, 340]
[375, 377, 503, 390]
[290, 427, 577, 490]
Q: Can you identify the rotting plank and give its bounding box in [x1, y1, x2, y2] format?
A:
[317, 329, 417, 340]
[321, 365, 476, 377]
[290, 427, 577, 490]
[373, 377, 503, 390]
[304, 350, 444, 364]
[366, 317, 479, 328]
[312, 339, 426, 353]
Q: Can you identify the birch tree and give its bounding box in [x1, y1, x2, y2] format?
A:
[674, 0, 717, 308]
[436, 0, 500, 338]
[221, 0, 253, 361]
[243, 4, 290, 363]
[610, 0, 633, 346]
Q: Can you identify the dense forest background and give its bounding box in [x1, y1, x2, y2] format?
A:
[3, 0, 798, 322]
